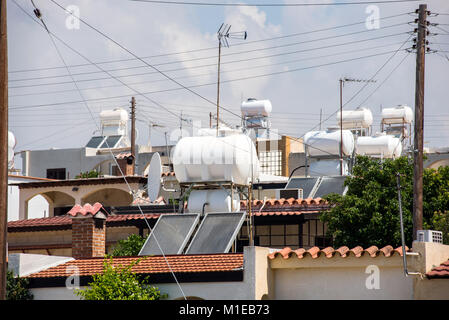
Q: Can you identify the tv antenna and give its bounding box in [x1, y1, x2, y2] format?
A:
[216, 23, 247, 136]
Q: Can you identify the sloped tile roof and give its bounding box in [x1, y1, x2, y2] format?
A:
[67, 202, 106, 218]
[241, 198, 329, 216]
[25, 253, 244, 279]
[8, 213, 163, 231]
[426, 260, 449, 279]
[268, 245, 408, 260]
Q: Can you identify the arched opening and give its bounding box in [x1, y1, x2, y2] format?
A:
[27, 191, 75, 218]
[81, 188, 133, 207]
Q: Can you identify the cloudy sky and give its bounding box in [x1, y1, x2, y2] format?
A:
[6, 0, 449, 169]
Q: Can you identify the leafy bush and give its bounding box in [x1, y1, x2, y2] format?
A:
[75, 170, 99, 179]
[6, 270, 33, 300]
[75, 257, 164, 300]
[111, 234, 147, 257]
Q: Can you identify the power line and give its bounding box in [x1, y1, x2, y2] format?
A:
[8, 12, 410, 74]
[9, 40, 409, 97]
[129, 0, 421, 6]
[8, 22, 409, 83]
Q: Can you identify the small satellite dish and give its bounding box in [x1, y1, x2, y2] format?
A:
[147, 152, 162, 202]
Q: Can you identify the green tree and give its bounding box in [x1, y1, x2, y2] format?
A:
[112, 234, 147, 257]
[75, 257, 164, 300]
[6, 270, 33, 300]
[320, 156, 449, 248]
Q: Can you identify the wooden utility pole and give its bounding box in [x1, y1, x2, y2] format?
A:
[413, 4, 427, 240]
[0, 0, 8, 300]
[339, 79, 344, 176]
[130, 97, 136, 175]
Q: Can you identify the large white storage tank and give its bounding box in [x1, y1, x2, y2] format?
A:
[381, 105, 413, 124]
[173, 133, 259, 185]
[241, 99, 272, 117]
[336, 108, 373, 129]
[304, 130, 355, 157]
[187, 189, 240, 213]
[100, 108, 128, 136]
[356, 134, 402, 158]
[8, 131, 16, 169]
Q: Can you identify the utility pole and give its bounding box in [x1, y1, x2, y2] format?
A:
[413, 4, 427, 240]
[339, 79, 344, 176]
[130, 96, 136, 175]
[0, 0, 8, 300]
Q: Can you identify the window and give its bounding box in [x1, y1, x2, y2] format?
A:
[259, 150, 282, 176]
[47, 168, 66, 180]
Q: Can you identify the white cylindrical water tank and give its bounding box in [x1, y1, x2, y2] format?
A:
[173, 133, 259, 185]
[100, 108, 129, 122]
[336, 108, 373, 129]
[356, 134, 402, 158]
[309, 159, 348, 176]
[381, 105, 413, 124]
[187, 189, 240, 213]
[304, 130, 355, 157]
[8, 131, 16, 167]
[241, 99, 272, 117]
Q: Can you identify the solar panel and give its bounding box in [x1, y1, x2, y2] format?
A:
[185, 212, 247, 254]
[285, 177, 320, 198]
[312, 176, 347, 198]
[86, 136, 105, 148]
[100, 135, 122, 149]
[138, 214, 200, 256]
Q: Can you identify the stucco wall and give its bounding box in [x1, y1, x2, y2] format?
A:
[273, 266, 413, 299]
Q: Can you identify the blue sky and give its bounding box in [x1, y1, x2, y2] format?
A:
[6, 0, 449, 169]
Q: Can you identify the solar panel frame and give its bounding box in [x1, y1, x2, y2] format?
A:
[138, 213, 200, 256]
[312, 176, 347, 198]
[86, 136, 106, 148]
[284, 177, 320, 198]
[100, 135, 123, 149]
[185, 212, 247, 254]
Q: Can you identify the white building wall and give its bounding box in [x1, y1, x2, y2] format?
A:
[272, 264, 413, 300]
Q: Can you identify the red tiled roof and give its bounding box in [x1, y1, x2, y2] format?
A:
[161, 172, 175, 177]
[115, 152, 132, 159]
[26, 253, 244, 279]
[8, 213, 163, 231]
[426, 260, 449, 279]
[268, 245, 408, 260]
[67, 202, 106, 218]
[241, 198, 329, 217]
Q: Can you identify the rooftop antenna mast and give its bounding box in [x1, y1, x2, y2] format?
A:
[216, 23, 247, 136]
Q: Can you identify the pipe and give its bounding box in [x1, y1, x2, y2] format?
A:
[396, 173, 422, 277]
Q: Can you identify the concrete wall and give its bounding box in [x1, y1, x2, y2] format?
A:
[8, 176, 49, 221]
[269, 254, 414, 300]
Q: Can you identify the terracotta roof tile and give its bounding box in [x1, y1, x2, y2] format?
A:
[8, 213, 163, 230]
[267, 245, 409, 260]
[240, 198, 329, 217]
[67, 202, 107, 218]
[25, 253, 244, 279]
[426, 260, 449, 279]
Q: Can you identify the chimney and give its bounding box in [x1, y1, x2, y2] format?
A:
[114, 153, 134, 176]
[68, 203, 108, 259]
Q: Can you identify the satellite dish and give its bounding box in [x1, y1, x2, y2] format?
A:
[147, 152, 162, 202]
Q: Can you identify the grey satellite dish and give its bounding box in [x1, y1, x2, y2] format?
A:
[147, 152, 162, 202]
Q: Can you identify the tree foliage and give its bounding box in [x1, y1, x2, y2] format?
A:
[75, 170, 99, 179]
[320, 156, 449, 248]
[6, 270, 33, 300]
[111, 234, 147, 257]
[75, 257, 164, 300]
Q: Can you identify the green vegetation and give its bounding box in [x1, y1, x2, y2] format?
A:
[75, 257, 164, 300]
[6, 270, 33, 300]
[111, 234, 147, 257]
[320, 156, 449, 248]
[75, 170, 99, 179]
